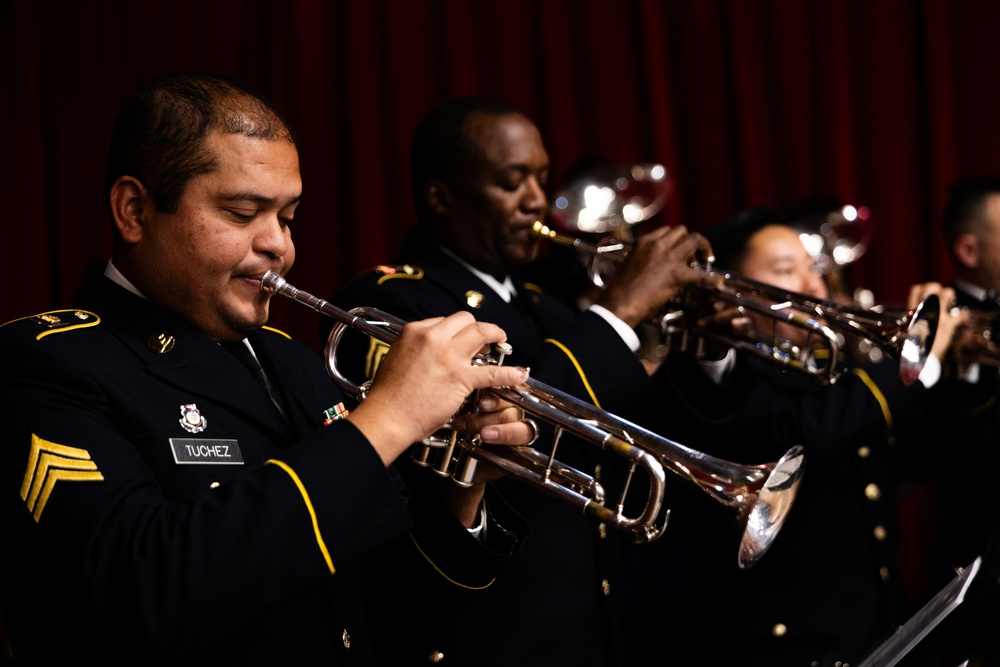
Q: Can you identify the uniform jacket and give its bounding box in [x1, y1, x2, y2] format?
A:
[328, 227, 657, 667]
[627, 350, 931, 667]
[899, 284, 1000, 600]
[0, 266, 523, 666]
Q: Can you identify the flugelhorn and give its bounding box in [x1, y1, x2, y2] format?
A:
[261, 271, 805, 568]
[531, 221, 939, 386]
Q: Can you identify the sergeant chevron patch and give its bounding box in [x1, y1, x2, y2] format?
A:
[20, 434, 104, 522]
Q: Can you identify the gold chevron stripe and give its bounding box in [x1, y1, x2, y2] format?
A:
[21, 434, 104, 522]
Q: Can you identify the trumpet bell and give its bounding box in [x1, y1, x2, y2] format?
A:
[795, 203, 873, 273]
[549, 162, 671, 235]
[737, 445, 805, 568]
[896, 293, 939, 386]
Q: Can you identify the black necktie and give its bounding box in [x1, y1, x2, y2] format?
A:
[221, 341, 269, 390]
[221, 341, 288, 418]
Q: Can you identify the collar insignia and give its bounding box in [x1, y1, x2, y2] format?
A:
[148, 332, 176, 354]
[179, 404, 208, 433]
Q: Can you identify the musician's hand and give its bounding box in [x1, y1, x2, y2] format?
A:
[597, 225, 719, 328]
[693, 302, 753, 360]
[452, 394, 536, 448]
[348, 311, 528, 466]
[440, 394, 538, 528]
[907, 282, 966, 362]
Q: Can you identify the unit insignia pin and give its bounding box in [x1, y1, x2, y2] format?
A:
[179, 404, 208, 434]
[31, 313, 62, 326]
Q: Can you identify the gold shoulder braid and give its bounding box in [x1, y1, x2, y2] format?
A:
[375, 264, 424, 285]
[17, 310, 101, 340]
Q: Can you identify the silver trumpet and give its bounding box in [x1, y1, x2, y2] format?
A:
[261, 271, 805, 568]
[532, 221, 939, 386]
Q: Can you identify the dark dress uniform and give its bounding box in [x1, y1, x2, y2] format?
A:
[0, 265, 524, 666]
[901, 285, 1000, 592]
[628, 350, 932, 667]
[327, 227, 658, 667]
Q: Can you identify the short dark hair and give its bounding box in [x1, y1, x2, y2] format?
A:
[105, 73, 295, 217]
[703, 207, 788, 270]
[941, 176, 1000, 249]
[409, 96, 521, 220]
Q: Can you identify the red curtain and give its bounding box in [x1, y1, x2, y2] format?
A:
[3, 0, 999, 352]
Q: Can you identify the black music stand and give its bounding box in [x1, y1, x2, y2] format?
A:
[857, 533, 1000, 667]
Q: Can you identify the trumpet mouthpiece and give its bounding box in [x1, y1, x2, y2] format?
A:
[260, 270, 285, 295]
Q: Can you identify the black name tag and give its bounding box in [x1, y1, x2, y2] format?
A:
[169, 438, 244, 465]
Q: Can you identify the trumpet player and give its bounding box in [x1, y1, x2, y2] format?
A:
[892, 177, 1000, 657]
[328, 97, 718, 667]
[0, 74, 539, 666]
[630, 207, 963, 667]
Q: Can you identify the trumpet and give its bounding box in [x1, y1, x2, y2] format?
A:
[946, 307, 1000, 374]
[261, 270, 805, 568]
[532, 221, 939, 386]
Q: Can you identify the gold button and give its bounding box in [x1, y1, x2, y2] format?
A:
[772, 623, 787, 637]
[864, 483, 880, 501]
[342, 629, 350, 649]
[429, 651, 444, 663]
[465, 290, 484, 308]
[874, 525, 887, 541]
[601, 579, 611, 596]
[857, 445, 870, 458]
[209, 482, 220, 489]
[880, 567, 890, 582]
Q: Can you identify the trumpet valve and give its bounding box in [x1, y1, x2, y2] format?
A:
[452, 446, 480, 488]
[495, 342, 513, 366]
[412, 443, 435, 468]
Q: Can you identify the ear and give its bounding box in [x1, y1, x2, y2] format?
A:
[954, 232, 979, 269]
[424, 180, 453, 217]
[109, 176, 150, 245]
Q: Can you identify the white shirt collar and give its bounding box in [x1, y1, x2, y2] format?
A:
[440, 247, 517, 303]
[104, 260, 147, 299]
[952, 278, 990, 303]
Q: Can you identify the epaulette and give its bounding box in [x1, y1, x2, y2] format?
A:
[373, 264, 424, 285]
[5, 310, 101, 340]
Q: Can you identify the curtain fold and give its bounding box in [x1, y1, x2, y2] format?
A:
[3, 0, 997, 350]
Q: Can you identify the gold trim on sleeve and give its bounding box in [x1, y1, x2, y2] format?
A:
[266, 459, 336, 574]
